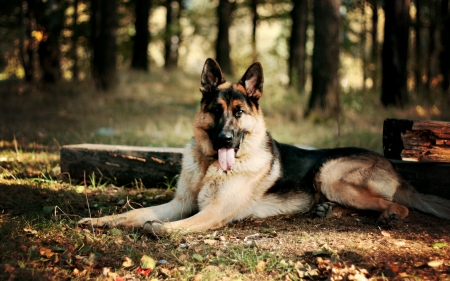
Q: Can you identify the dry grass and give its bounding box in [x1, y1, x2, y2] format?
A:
[1, 68, 450, 280]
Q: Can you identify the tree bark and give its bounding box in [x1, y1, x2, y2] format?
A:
[250, 0, 259, 62]
[414, 0, 423, 90]
[361, 2, 367, 91]
[71, 0, 79, 80]
[370, 0, 379, 89]
[37, 0, 61, 83]
[20, 0, 35, 82]
[131, 0, 151, 71]
[306, 0, 341, 117]
[288, 0, 308, 91]
[91, 0, 118, 91]
[440, 0, 450, 99]
[426, 0, 437, 90]
[381, 0, 410, 107]
[164, 0, 182, 69]
[215, 0, 235, 75]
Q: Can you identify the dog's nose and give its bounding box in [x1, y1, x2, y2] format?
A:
[218, 131, 233, 145]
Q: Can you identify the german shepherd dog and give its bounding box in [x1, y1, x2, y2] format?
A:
[78, 58, 450, 234]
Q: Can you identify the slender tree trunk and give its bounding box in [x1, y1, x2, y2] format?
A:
[91, 0, 118, 91]
[164, 0, 181, 69]
[72, 0, 79, 80]
[414, 0, 423, 90]
[131, 0, 150, 71]
[370, 0, 378, 89]
[306, 0, 341, 117]
[250, 0, 258, 62]
[426, 0, 437, 90]
[361, 2, 367, 91]
[20, 0, 35, 82]
[381, 0, 410, 107]
[37, 0, 61, 83]
[440, 0, 450, 98]
[288, 0, 308, 91]
[215, 0, 234, 75]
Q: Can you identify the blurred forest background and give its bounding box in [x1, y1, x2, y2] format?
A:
[1, 0, 450, 150]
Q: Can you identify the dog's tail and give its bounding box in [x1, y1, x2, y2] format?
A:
[394, 181, 450, 220]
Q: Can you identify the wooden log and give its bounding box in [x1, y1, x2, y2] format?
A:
[60, 143, 450, 199]
[383, 118, 450, 162]
[60, 144, 183, 186]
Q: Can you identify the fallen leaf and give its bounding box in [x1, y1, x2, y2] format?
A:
[137, 267, 151, 276]
[109, 228, 123, 236]
[4, 264, 15, 273]
[256, 261, 266, 272]
[431, 242, 447, 249]
[140, 255, 156, 270]
[192, 254, 203, 262]
[39, 247, 55, 258]
[122, 256, 135, 268]
[380, 230, 391, 237]
[42, 206, 56, 214]
[160, 267, 171, 277]
[78, 246, 91, 253]
[23, 228, 38, 236]
[312, 244, 338, 258]
[427, 260, 443, 268]
[204, 239, 216, 245]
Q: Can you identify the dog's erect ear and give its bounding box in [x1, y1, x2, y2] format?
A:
[200, 58, 226, 94]
[238, 62, 264, 100]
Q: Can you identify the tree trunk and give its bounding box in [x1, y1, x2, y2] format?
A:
[91, 0, 118, 91]
[381, 0, 410, 107]
[215, 0, 234, 75]
[20, 0, 35, 82]
[131, 0, 150, 71]
[37, 0, 61, 83]
[71, 0, 79, 80]
[306, 0, 341, 117]
[361, 2, 367, 91]
[164, 0, 182, 69]
[414, 0, 423, 91]
[440, 0, 450, 99]
[370, 0, 378, 89]
[250, 0, 259, 62]
[426, 0, 437, 90]
[288, 0, 308, 91]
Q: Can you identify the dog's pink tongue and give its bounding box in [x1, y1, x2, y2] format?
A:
[218, 148, 235, 171]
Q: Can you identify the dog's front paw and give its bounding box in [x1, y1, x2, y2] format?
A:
[77, 216, 126, 228]
[314, 202, 336, 218]
[142, 220, 168, 235]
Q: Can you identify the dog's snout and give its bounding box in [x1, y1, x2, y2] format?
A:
[218, 131, 233, 145]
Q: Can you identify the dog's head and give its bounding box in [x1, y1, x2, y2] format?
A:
[193, 58, 265, 171]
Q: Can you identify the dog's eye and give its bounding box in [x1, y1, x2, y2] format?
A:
[235, 109, 244, 118]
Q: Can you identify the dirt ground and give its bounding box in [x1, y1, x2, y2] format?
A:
[223, 211, 450, 280]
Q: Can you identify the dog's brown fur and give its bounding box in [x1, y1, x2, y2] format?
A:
[78, 59, 450, 234]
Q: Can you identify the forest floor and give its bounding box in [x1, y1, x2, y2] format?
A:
[1, 70, 450, 280]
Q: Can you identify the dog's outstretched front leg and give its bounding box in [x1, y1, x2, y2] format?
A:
[78, 196, 196, 228]
[143, 175, 264, 235]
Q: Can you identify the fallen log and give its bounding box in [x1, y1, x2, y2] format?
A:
[383, 118, 450, 162]
[60, 144, 183, 186]
[60, 143, 450, 199]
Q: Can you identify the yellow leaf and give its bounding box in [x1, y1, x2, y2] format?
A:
[140, 255, 156, 270]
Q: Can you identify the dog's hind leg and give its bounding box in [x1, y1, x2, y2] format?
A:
[316, 156, 410, 221]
